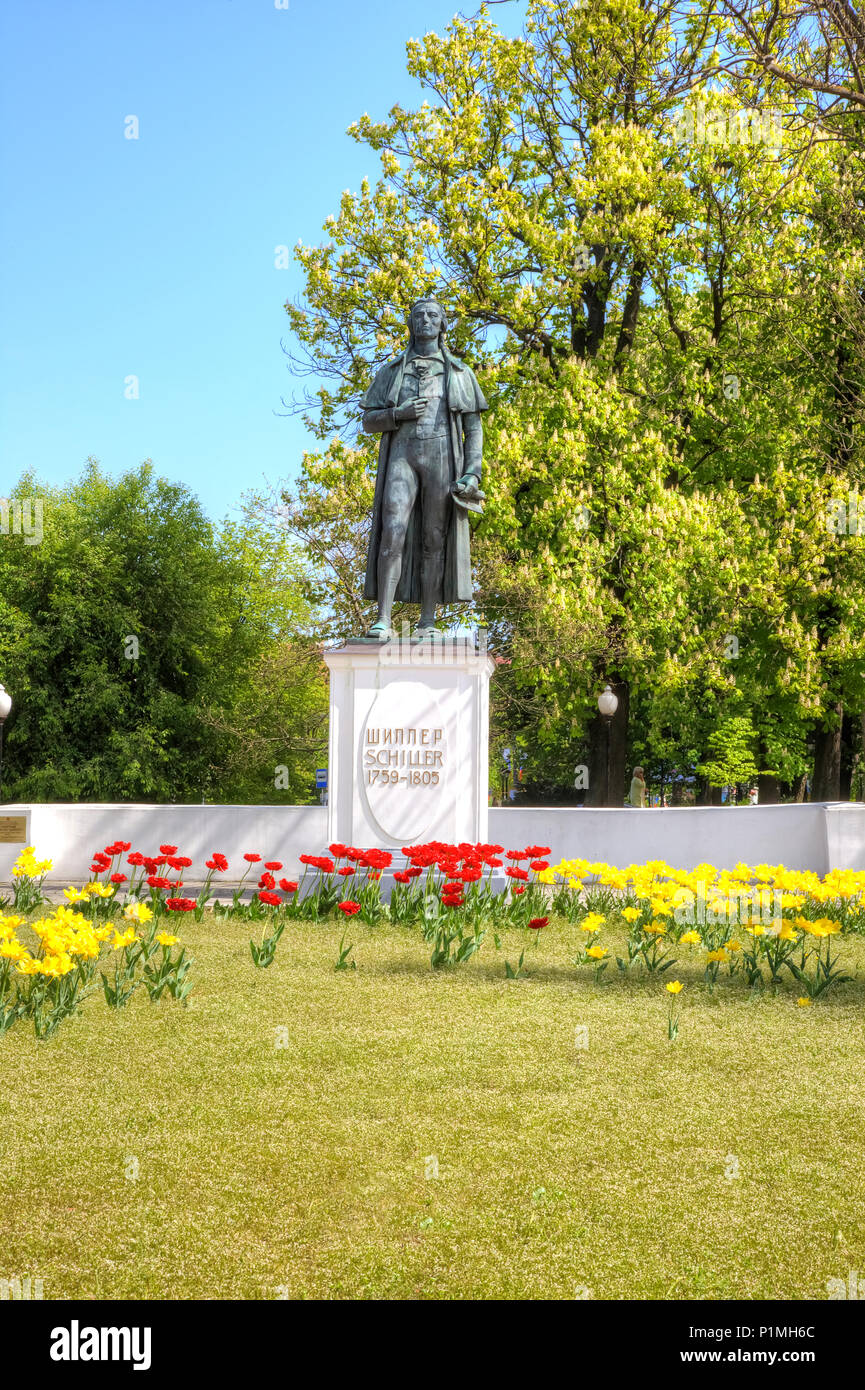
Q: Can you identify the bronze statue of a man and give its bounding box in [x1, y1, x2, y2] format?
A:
[360, 298, 488, 640]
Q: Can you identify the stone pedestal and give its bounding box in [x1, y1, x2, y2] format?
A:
[323, 635, 495, 851]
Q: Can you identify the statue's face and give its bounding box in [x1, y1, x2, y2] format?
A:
[411, 301, 443, 341]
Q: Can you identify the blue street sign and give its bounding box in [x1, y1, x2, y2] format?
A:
[315, 768, 327, 788]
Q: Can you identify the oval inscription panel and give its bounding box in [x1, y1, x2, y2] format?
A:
[360, 680, 450, 843]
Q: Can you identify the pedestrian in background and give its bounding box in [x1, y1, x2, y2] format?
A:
[629, 766, 647, 807]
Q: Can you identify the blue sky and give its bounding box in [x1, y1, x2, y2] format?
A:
[0, 0, 522, 524]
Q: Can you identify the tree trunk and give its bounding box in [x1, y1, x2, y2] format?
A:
[698, 778, 723, 805]
[757, 774, 780, 804]
[839, 712, 855, 801]
[812, 702, 843, 801]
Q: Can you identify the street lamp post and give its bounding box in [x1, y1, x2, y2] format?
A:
[597, 683, 619, 807]
[0, 685, 11, 805]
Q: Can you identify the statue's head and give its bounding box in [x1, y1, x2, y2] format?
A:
[408, 298, 447, 351]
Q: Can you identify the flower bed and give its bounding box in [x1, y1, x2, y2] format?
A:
[2, 841, 862, 1038]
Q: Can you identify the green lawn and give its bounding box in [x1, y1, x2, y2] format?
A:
[1, 913, 864, 1300]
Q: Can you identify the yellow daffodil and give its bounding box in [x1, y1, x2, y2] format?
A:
[156, 932, 178, 947]
[666, 980, 684, 994]
[679, 930, 701, 945]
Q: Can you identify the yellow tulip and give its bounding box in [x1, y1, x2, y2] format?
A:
[124, 902, 153, 924]
[15, 954, 43, 975]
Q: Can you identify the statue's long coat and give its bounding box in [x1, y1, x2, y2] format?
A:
[360, 348, 488, 603]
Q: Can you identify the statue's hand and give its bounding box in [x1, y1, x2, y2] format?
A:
[454, 473, 482, 500]
[394, 399, 427, 422]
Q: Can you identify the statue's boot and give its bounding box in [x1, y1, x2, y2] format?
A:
[365, 619, 393, 643]
[411, 621, 444, 643]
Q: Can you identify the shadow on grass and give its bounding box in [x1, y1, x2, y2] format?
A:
[366, 950, 865, 1008]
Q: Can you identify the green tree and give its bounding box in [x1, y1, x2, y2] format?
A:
[282, 0, 864, 803]
[0, 461, 326, 803]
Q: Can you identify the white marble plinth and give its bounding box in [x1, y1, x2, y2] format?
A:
[323, 635, 496, 851]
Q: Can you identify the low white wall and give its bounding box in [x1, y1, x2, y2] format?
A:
[1, 800, 863, 884]
[0, 803, 328, 886]
[488, 803, 863, 875]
